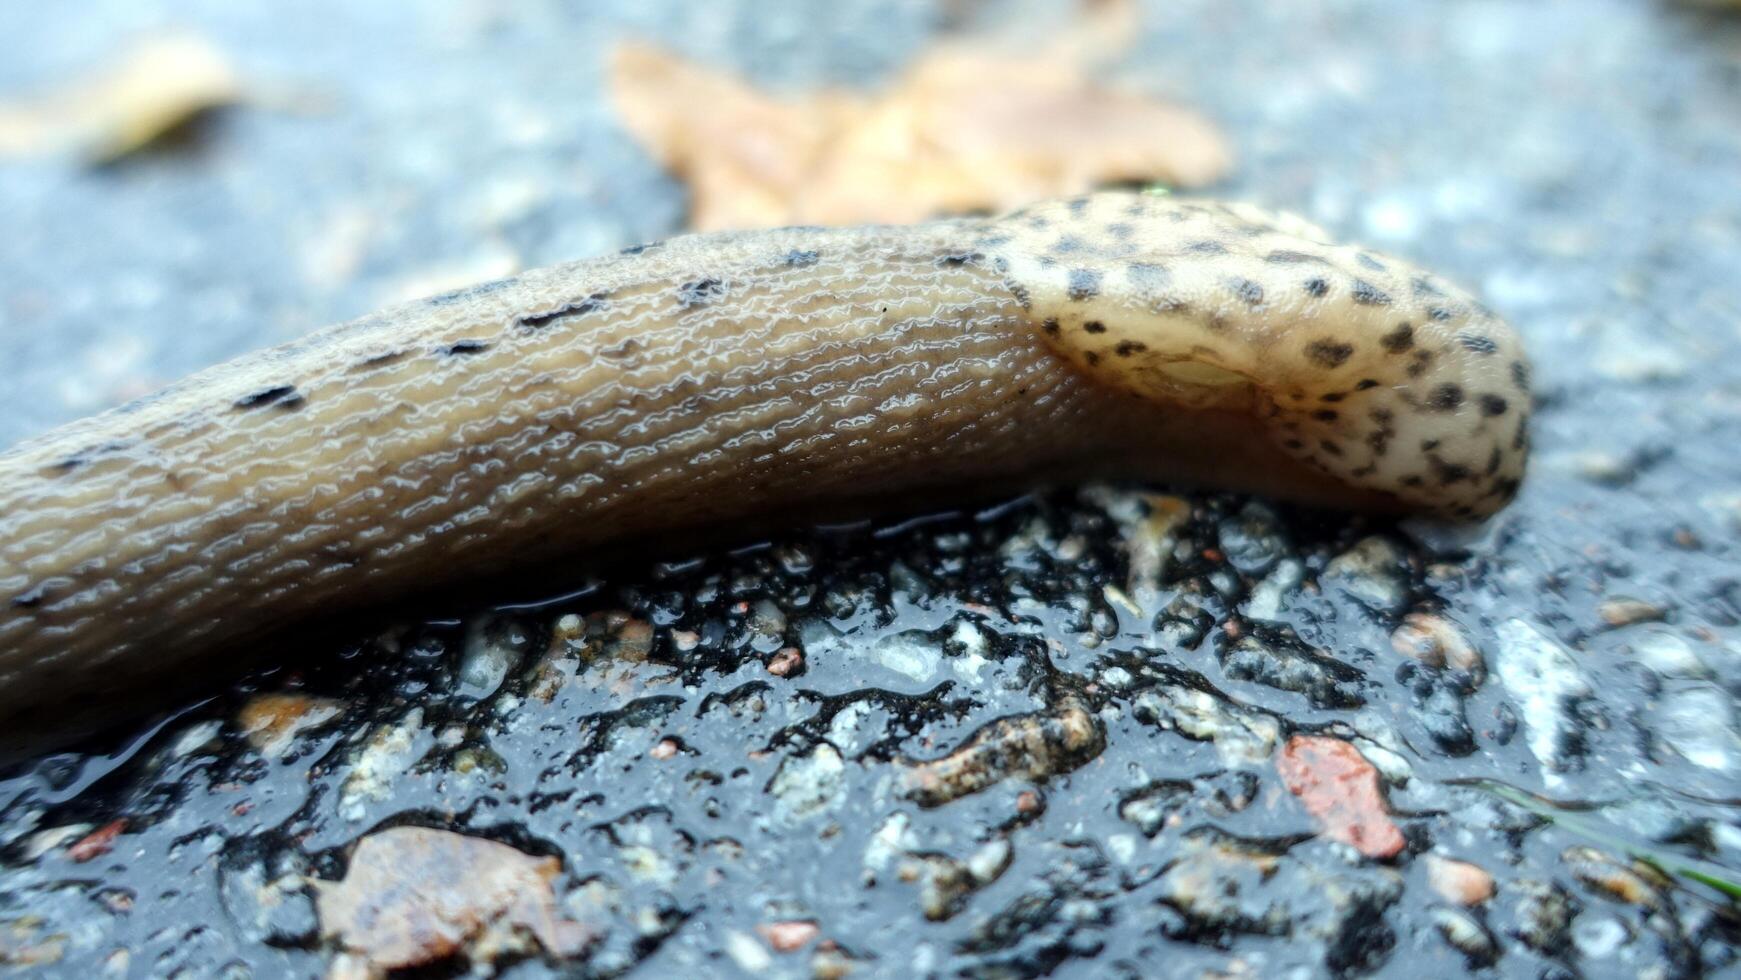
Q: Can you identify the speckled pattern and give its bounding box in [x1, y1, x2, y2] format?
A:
[1, 1, 1740, 979]
[994, 194, 1528, 517]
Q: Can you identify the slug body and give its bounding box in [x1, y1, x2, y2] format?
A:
[0, 193, 1528, 722]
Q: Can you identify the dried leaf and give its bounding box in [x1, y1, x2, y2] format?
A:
[1276, 735, 1406, 859]
[0, 33, 241, 163]
[608, 28, 1230, 231]
[314, 826, 592, 975]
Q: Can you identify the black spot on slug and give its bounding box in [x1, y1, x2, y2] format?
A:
[1042, 318, 1061, 336]
[1350, 280, 1392, 306]
[1049, 237, 1084, 255]
[1411, 276, 1445, 298]
[47, 440, 132, 475]
[1084, 351, 1101, 366]
[234, 385, 299, 410]
[677, 277, 728, 308]
[1510, 360, 1531, 390]
[1185, 240, 1228, 255]
[1382, 323, 1415, 353]
[785, 249, 821, 267]
[520, 293, 608, 329]
[1356, 252, 1387, 272]
[1006, 280, 1033, 310]
[1428, 383, 1465, 411]
[1313, 409, 1339, 422]
[1230, 279, 1265, 306]
[1305, 340, 1355, 368]
[1265, 250, 1325, 264]
[1479, 394, 1509, 417]
[1319, 440, 1344, 456]
[1083, 321, 1107, 334]
[1303, 277, 1330, 298]
[1356, 378, 1380, 390]
[11, 580, 55, 609]
[441, 340, 491, 356]
[1432, 459, 1473, 485]
[620, 240, 664, 255]
[1457, 332, 1499, 355]
[1067, 269, 1103, 300]
[1115, 340, 1147, 357]
[357, 349, 410, 370]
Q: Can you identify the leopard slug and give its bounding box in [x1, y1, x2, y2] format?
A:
[0, 192, 1529, 723]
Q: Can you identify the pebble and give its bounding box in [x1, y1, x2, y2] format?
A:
[1390, 613, 1484, 675]
[1425, 854, 1495, 906]
[1626, 626, 1711, 679]
[768, 743, 847, 820]
[1597, 596, 1665, 628]
[1322, 536, 1409, 614]
[1494, 620, 1593, 778]
[1646, 683, 1737, 771]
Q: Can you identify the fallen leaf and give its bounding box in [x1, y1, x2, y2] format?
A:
[0, 33, 242, 163]
[608, 25, 1229, 230]
[67, 818, 127, 863]
[314, 826, 592, 975]
[1276, 735, 1406, 859]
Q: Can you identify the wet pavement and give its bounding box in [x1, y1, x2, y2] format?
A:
[1, 1, 1739, 977]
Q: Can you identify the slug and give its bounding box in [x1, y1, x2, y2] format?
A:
[0, 192, 1528, 725]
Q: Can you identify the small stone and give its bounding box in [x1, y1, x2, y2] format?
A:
[1322, 536, 1408, 614]
[765, 647, 804, 677]
[768, 743, 846, 819]
[724, 930, 773, 972]
[238, 693, 342, 758]
[755, 920, 819, 953]
[1494, 619, 1592, 778]
[67, 819, 127, 862]
[1626, 627, 1710, 678]
[1647, 683, 1737, 771]
[1425, 854, 1495, 906]
[1561, 846, 1663, 908]
[1390, 613, 1484, 675]
[1597, 596, 1665, 628]
[648, 739, 679, 760]
[1276, 736, 1405, 859]
[1430, 906, 1498, 966]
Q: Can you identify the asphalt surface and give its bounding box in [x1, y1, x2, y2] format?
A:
[1, 1, 1738, 977]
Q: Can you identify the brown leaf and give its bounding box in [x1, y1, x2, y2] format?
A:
[314, 826, 592, 974]
[0, 34, 241, 163]
[607, 30, 1230, 231]
[1276, 735, 1406, 859]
